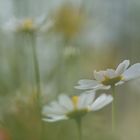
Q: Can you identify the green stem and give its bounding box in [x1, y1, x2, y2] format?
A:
[75, 118, 82, 140]
[30, 33, 41, 102]
[29, 33, 44, 140]
[111, 85, 116, 132]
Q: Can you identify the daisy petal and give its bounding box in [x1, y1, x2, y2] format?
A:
[58, 94, 74, 111]
[3, 17, 19, 32]
[123, 63, 140, 80]
[42, 103, 66, 115]
[90, 94, 113, 111]
[77, 92, 96, 109]
[115, 60, 130, 76]
[105, 69, 116, 78]
[43, 115, 68, 122]
[92, 84, 111, 90]
[36, 15, 46, 25]
[115, 81, 125, 86]
[78, 79, 97, 85]
[94, 71, 105, 81]
[75, 79, 99, 90]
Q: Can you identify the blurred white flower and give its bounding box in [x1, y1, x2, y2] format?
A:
[42, 92, 113, 122]
[2, 16, 51, 33]
[63, 46, 79, 58]
[49, 3, 87, 41]
[75, 60, 140, 90]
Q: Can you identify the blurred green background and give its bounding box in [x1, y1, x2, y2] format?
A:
[0, 0, 140, 140]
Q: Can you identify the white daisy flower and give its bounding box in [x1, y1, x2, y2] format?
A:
[42, 92, 113, 122]
[2, 16, 49, 33]
[75, 60, 140, 90]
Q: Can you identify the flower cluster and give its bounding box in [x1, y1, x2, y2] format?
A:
[42, 60, 140, 124]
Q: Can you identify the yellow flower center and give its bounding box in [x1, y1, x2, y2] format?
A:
[66, 96, 88, 119]
[101, 76, 123, 86]
[72, 96, 79, 108]
[53, 4, 86, 39]
[19, 19, 35, 32]
[23, 19, 33, 29]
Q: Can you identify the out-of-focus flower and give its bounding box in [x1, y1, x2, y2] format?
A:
[50, 3, 86, 40]
[0, 129, 11, 140]
[2, 16, 48, 34]
[75, 60, 140, 90]
[63, 46, 80, 58]
[42, 92, 113, 122]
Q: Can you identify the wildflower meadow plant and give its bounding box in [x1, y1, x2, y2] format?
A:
[2, 15, 52, 98]
[75, 60, 140, 130]
[2, 16, 53, 140]
[2, 16, 46, 93]
[42, 92, 113, 140]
